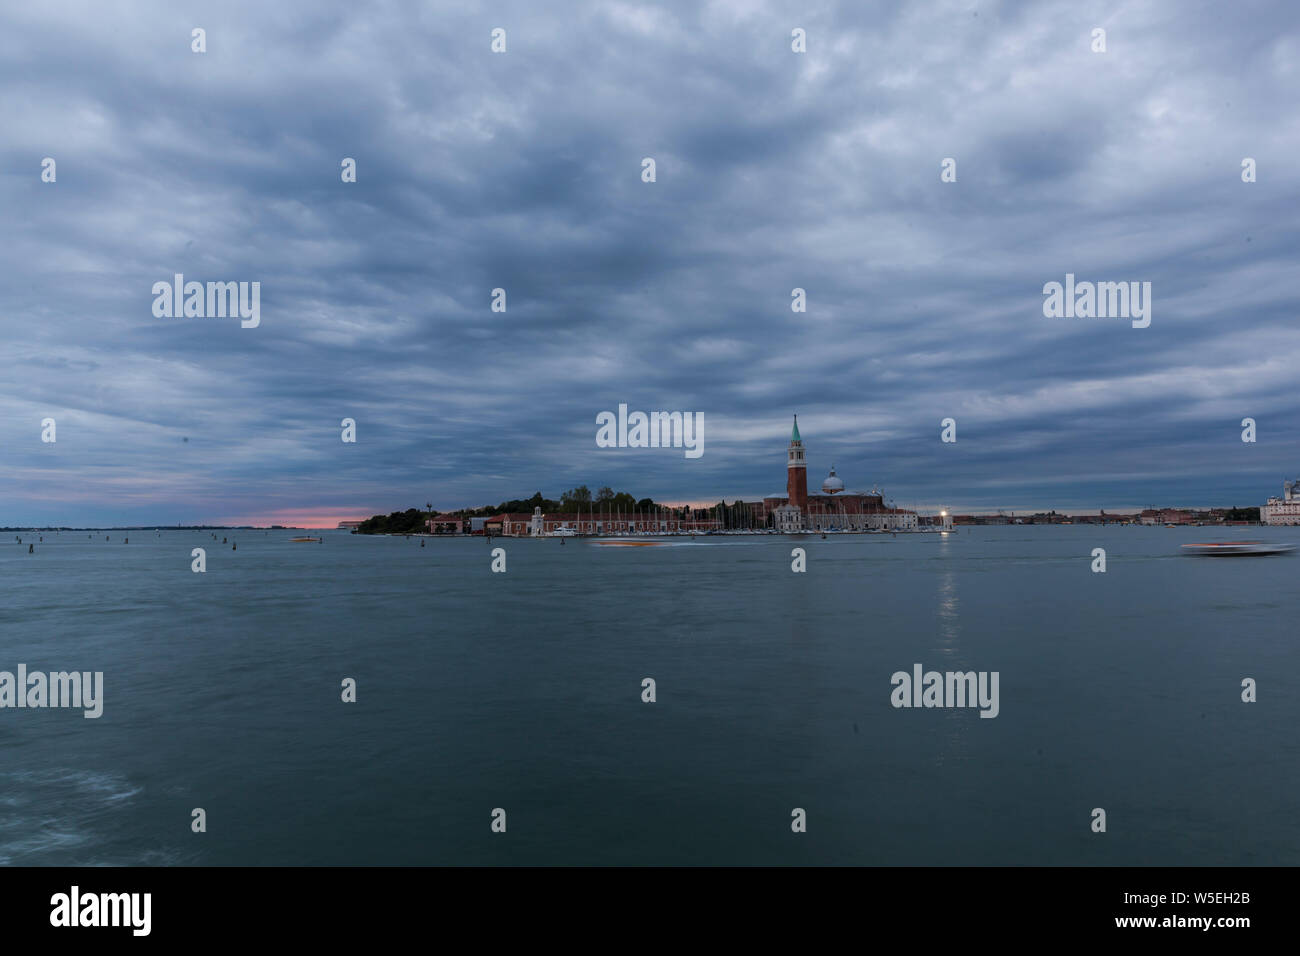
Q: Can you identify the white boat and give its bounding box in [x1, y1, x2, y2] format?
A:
[547, 528, 578, 537]
[1181, 541, 1296, 557]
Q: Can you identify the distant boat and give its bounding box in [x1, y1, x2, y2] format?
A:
[291, 536, 322, 543]
[1181, 541, 1295, 557]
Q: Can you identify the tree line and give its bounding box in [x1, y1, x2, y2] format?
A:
[355, 487, 734, 534]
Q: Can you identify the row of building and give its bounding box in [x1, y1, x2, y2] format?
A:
[945, 491, 1296, 526]
[410, 417, 923, 536]
[947, 508, 1262, 526]
[946, 512, 1137, 525]
[420, 510, 722, 536]
[348, 416, 1300, 534]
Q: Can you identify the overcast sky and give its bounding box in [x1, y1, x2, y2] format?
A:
[2, 0, 1297, 526]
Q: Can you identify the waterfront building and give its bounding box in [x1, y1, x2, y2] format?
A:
[1262, 479, 1300, 525]
[1140, 509, 1197, 525]
[758, 416, 918, 532]
[478, 415, 915, 536]
[495, 507, 721, 536]
[337, 520, 364, 531]
[426, 514, 467, 534]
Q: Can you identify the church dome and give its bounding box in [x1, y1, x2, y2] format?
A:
[822, 466, 845, 494]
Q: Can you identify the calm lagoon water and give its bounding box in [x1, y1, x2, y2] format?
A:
[1, 525, 1297, 865]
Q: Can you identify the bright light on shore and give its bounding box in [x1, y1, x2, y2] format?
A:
[940, 510, 948, 516]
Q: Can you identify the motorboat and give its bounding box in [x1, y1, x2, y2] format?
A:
[1181, 541, 1295, 556]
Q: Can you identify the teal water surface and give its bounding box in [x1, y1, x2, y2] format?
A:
[1, 526, 1296, 865]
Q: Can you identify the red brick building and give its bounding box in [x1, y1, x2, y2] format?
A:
[758, 416, 917, 531]
[495, 508, 720, 536]
[426, 514, 466, 533]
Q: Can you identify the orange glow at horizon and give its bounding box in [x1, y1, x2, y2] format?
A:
[214, 508, 371, 529]
[220, 500, 742, 528]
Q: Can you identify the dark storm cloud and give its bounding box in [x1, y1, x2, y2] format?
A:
[1, 0, 1297, 524]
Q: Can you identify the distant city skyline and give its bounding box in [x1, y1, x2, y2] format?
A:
[2, 412, 1295, 529]
[3, 1, 1297, 527]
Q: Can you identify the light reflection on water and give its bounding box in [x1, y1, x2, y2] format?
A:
[0, 526, 1297, 865]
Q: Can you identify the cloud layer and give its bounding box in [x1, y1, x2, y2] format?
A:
[2, 0, 1298, 525]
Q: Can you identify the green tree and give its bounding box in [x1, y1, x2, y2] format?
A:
[560, 486, 592, 511]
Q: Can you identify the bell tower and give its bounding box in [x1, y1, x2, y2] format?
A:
[786, 415, 807, 510]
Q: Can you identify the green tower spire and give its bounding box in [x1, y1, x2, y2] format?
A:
[791, 414, 801, 442]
